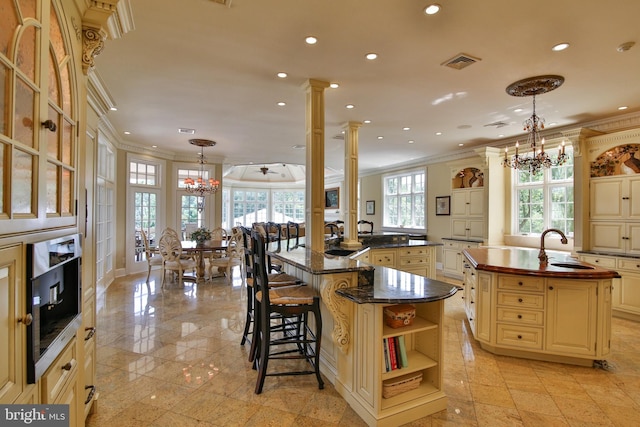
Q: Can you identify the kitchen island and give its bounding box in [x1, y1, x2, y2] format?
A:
[268, 238, 457, 427]
[462, 247, 620, 367]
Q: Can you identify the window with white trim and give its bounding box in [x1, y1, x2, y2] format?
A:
[383, 170, 425, 228]
[272, 190, 305, 223]
[514, 148, 574, 236]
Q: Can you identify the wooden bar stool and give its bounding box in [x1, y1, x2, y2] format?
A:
[238, 226, 300, 352]
[250, 230, 324, 394]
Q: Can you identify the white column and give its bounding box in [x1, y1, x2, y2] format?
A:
[303, 79, 330, 252]
[341, 121, 363, 249]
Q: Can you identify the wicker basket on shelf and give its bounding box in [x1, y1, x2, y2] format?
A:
[383, 304, 416, 328]
[382, 371, 423, 398]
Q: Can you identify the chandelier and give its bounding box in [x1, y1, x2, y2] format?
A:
[184, 138, 220, 212]
[503, 75, 568, 174]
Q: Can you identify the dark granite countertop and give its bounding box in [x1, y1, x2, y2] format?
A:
[336, 267, 458, 304]
[464, 247, 621, 279]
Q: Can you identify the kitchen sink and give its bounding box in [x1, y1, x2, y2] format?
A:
[325, 249, 356, 256]
[550, 262, 595, 270]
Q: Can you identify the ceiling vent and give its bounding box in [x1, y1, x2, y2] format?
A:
[484, 121, 509, 128]
[441, 53, 481, 70]
[332, 134, 345, 140]
[178, 128, 195, 134]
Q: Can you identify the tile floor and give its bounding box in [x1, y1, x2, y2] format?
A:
[86, 270, 640, 426]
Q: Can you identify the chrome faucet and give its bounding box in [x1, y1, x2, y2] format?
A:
[538, 228, 568, 265]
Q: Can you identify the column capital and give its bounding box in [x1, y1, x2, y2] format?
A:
[302, 79, 330, 90]
[342, 121, 363, 130]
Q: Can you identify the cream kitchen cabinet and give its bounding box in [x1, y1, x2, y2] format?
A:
[451, 188, 484, 217]
[366, 245, 437, 279]
[443, 239, 481, 279]
[580, 253, 640, 321]
[590, 222, 640, 255]
[451, 218, 484, 241]
[0, 245, 26, 403]
[590, 176, 640, 220]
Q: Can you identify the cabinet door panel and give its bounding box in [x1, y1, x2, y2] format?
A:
[590, 179, 624, 220]
[629, 178, 640, 219]
[0, 245, 23, 403]
[468, 189, 484, 217]
[451, 192, 468, 216]
[590, 223, 625, 253]
[546, 280, 597, 356]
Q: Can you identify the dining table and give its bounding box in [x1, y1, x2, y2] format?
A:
[181, 239, 229, 281]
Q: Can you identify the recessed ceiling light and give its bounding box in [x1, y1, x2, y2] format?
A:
[424, 4, 441, 15]
[277, 72, 287, 78]
[345, 104, 355, 109]
[548, 122, 557, 126]
[151, 145, 157, 148]
[498, 134, 505, 138]
[330, 82, 339, 89]
[277, 102, 286, 106]
[618, 106, 628, 110]
[458, 143, 464, 147]
[514, 108, 523, 113]
[408, 140, 415, 144]
[377, 136, 384, 140]
[305, 36, 317, 45]
[365, 52, 378, 60]
[124, 131, 131, 135]
[403, 127, 410, 131]
[552, 42, 570, 51]
[364, 120, 371, 124]
[435, 132, 442, 136]
[110, 107, 117, 111]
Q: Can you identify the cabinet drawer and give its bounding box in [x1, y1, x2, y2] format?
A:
[580, 255, 616, 268]
[398, 257, 428, 268]
[498, 275, 544, 292]
[497, 291, 544, 309]
[41, 337, 78, 403]
[372, 251, 395, 266]
[496, 324, 543, 349]
[617, 258, 640, 272]
[399, 247, 430, 257]
[443, 240, 460, 249]
[497, 307, 544, 326]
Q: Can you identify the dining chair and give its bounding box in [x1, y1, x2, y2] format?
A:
[158, 232, 197, 288]
[324, 222, 341, 237]
[253, 222, 282, 273]
[250, 230, 324, 394]
[140, 229, 163, 282]
[357, 219, 374, 234]
[207, 227, 243, 283]
[238, 226, 300, 350]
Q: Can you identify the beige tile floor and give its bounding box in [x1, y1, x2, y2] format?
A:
[87, 269, 640, 426]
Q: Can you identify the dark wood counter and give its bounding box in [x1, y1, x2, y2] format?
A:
[463, 247, 620, 279]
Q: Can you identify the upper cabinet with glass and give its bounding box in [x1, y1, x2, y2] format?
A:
[0, 0, 79, 234]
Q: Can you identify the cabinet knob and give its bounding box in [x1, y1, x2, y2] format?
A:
[595, 260, 599, 263]
[517, 335, 522, 339]
[18, 313, 33, 326]
[518, 281, 523, 286]
[518, 298, 523, 303]
[517, 314, 522, 319]
[61, 362, 72, 371]
[549, 286, 554, 291]
[622, 197, 630, 200]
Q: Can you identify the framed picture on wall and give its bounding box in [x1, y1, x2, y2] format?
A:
[366, 200, 375, 215]
[436, 196, 450, 216]
[325, 187, 339, 209]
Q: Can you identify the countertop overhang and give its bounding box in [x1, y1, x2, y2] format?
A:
[336, 267, 458, 304]
[463, 247, 621, 279]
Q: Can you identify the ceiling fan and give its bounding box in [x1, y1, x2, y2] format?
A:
[257, 166, 278, 175]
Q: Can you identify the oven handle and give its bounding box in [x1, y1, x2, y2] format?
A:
[84, 327, 96, 341]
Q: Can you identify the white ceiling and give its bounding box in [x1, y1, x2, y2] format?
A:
[94, 0, 640, 178]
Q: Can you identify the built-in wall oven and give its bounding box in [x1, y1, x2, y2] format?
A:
[26, 233, 82, 383]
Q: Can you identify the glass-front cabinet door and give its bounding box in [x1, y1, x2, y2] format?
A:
[0, 0, 79, 234]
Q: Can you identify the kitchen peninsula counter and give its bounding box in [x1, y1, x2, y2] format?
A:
[461, 246, 619, 367]
[269, 238, 455, 427]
